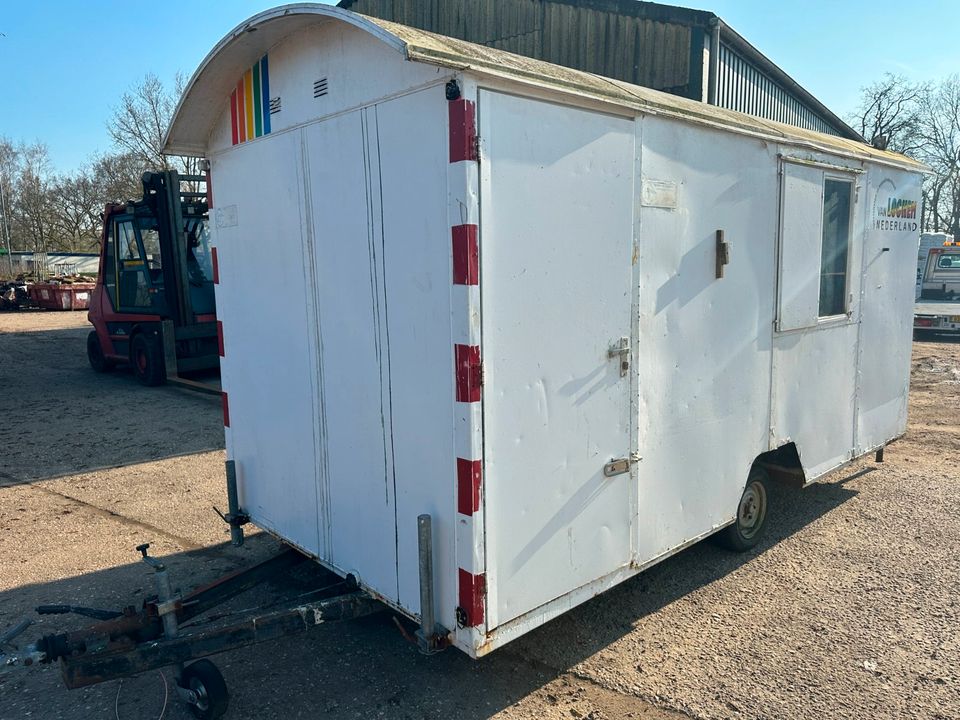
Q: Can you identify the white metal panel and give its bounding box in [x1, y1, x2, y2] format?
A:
[770, 323, 859, 477]
[373, 88, 458, 625]
[209, 132, 322, 557]
[479, 90, 636, 628]
[771, 154, 864, 479]
[856, 171, 922, 449]
[778, 162, 823, 331]
[302, 109, 399, 603]
[205, 21, 441, 156]
[635, 117, 776, 561]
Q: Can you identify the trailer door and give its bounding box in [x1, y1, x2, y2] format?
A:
[857, 173, 922, 448]
[479, 90, 636, 628]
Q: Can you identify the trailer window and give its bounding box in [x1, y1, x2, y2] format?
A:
[777, 162, 856, 331]
[937, 254, 960, 269]
[818, 179, 852, 317]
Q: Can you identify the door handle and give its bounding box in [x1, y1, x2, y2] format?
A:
[608, 336, 630, 377]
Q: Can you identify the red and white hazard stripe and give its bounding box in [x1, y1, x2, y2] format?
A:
[448, 83, 486, 632]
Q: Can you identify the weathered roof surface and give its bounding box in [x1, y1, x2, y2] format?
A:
[339, 0, 861, 141]
[164, 4, 925, 172]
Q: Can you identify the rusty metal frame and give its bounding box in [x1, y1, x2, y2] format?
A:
[60, 592, 381, 688]
[18, 547, 382, 690]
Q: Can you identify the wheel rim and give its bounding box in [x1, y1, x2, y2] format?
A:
[737, 480, 767, 539]
[136, 348, 148, 373]
[189, 677, 210, 712]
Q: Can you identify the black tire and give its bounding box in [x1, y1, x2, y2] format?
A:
[130, 331, 166, 387]
[717, 466, 770, 552]
[180, 659, 229, 720]
[86, 331, 114, 373]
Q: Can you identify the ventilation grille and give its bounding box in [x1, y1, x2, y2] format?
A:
[269, 96, 281, 115]
[313, 78, 329, 98]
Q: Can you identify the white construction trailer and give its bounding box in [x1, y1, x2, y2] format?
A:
[164, 5, 925, 658]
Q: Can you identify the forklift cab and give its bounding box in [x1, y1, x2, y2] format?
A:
[103, 212, 216, 317]
[88, 171, 220, 386]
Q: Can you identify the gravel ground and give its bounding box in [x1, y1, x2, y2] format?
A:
[0, 310, 957, 720]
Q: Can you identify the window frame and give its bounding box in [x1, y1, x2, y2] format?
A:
[936, 253, 960, 270]
[102, 220, 118, 309]
[115, 217, 154, 312]
[817, 173, 856, 321]
[776, 157, 860, 333]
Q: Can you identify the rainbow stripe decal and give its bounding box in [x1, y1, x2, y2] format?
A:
[230, 55, 270, 145]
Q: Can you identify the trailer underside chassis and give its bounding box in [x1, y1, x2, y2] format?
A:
[4, 546, 383, 719]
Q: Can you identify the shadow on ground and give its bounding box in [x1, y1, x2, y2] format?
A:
[0, 467, 860, 720]
[0, 322, 223, 485]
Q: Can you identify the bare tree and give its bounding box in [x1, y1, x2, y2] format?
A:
[850, 73, 960, 234]
[0, 138, 17, 270]
[107, 72, 201, 176]
[916, 76, 960, 235]
[0, 71, 202, 261]
[848, 73, 927, 155]
[91, 151, 149, 206]
[51, 171, 101, 252]
[12, 143, 57, 258]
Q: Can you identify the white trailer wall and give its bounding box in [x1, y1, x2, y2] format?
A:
[771, 156, 865, 479]
[166, 5, 925, 659]
[635, 116, 776, 562]
[209, 21, 458, 628]
[857, 170, 923, 449]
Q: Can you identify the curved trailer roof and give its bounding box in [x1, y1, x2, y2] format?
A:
[164, 3, 926, 173]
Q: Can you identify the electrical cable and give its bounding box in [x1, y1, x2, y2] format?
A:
[114, 670, 168, 720]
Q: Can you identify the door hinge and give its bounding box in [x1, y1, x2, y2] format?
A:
[603, 452, 641, 478]
[473, 134, 481, 164]
[608, 336, 630, 376]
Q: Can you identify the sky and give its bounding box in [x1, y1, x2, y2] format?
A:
[2, 0, 959, 174]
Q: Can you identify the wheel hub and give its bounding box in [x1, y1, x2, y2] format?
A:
[190, 678, 210, 711]
[737, 480, 767, 539]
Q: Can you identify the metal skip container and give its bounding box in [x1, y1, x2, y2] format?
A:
[163, 5, 925, 657]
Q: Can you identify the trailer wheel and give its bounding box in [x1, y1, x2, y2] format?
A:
[86, 331, 114, 373]
[130, 332, 166, 386]
[717, 467, 770, 552]
[180, 659, 229, 720]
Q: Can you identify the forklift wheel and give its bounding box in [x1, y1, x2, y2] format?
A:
[86, 331, 114, 373]
[715, 466, 770, 552]
[130, 332, 166, 386]
[180, 659, 229, 720]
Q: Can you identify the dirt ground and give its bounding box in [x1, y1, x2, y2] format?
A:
[0, 310, 957, 720]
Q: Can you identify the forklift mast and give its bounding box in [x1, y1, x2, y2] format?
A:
[140, 170, 210, 328]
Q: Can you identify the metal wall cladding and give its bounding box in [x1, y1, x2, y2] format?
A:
[717, 43, 837, 136]
[346, 0, 693, 93]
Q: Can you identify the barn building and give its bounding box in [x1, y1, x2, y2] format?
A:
[338, 0, 860, 139]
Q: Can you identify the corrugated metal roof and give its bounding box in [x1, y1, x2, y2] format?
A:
[339, 0, 698, 96]
[368, 15, 923, 170]
[164, 4, 924, 172]
[339, 0, 862, 140]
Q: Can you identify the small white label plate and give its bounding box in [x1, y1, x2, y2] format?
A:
[640, 179, 678, 209]
[216, 205, 239, 228]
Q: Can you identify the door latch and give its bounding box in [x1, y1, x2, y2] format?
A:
[603, 452, 641, 478]
[608, 336, 630, 377]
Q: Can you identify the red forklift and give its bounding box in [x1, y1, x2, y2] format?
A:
[86, 171, 220, 387]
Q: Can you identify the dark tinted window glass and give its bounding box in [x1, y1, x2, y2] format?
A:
[819, 179, 851, 317]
